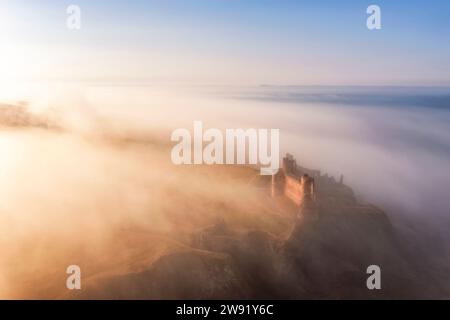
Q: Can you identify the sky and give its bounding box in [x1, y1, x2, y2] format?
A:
[1, 0, 450, 86]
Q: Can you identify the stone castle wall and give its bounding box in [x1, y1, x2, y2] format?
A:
[284, 175, 304, 206]
[272, 154, 317, 208]
[272, 154, 357, 217]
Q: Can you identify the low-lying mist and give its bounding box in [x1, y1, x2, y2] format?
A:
[0, 84, 449, 298]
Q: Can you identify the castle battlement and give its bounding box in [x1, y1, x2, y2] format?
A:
[272, 154, 318, 215]
[271, 154, 356, 217]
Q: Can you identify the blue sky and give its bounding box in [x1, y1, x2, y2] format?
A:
[1, 0, 450, 85]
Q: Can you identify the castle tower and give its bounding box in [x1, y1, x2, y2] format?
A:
[300, 174, 315, 201]
[282, 153, 296, 175]
[299, 174, 317, 218]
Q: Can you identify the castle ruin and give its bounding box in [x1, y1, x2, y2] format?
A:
[271, 153, 353, 218]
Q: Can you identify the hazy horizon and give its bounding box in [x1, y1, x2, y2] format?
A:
[2, 0, 450, 88]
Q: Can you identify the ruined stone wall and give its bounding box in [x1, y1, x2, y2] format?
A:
[284, 174, 316, 206]
[284, 175, 303, 206]
[274, 154, 355, 216]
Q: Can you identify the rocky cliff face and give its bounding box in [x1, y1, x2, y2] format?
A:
[64, 164, 446, 299]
